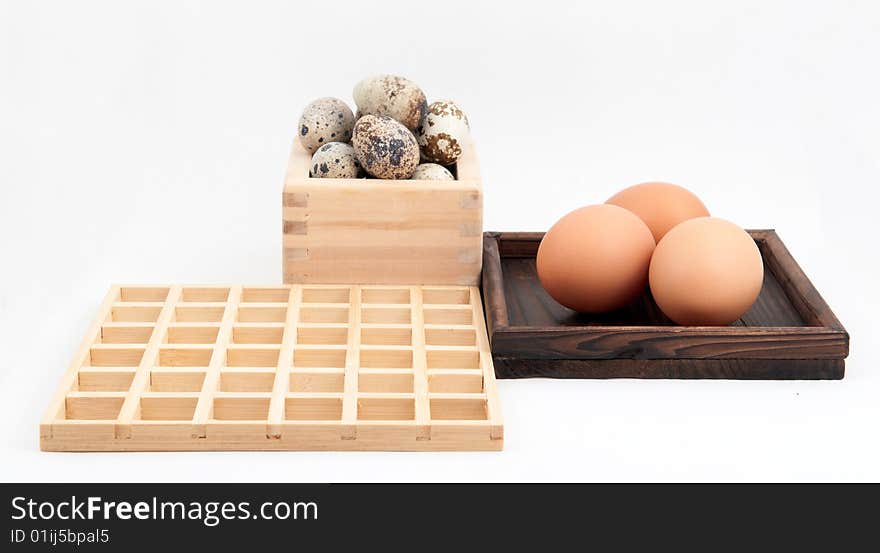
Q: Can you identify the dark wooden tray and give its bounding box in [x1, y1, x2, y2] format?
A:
[482, 231, 848, 380]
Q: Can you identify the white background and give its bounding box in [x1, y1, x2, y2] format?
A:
[2, 0, 878, 482]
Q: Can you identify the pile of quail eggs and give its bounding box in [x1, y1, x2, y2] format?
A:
[298, 75, 470, 180]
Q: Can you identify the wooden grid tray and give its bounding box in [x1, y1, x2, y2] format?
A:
[41, 285, 502, 451]
[483, 231, 848, 380]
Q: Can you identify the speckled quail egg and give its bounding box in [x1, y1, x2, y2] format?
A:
[298, 97, 355, 154]
[352, 115, 420, 179]
[353, 75, 427, 133]
[412, 163, 454, 180]
[310, 142, 362, 179]
[417, 100, 470, 166]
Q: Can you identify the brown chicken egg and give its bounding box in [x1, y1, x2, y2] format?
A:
[649, 217, 764, 325]
[537, 204, 656, 313]
[607, 181, 710, 243]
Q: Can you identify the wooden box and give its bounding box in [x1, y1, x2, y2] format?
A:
[41, 284, 502, 451]
[282, 140, 482, 285]
[482, 231, 848, 380]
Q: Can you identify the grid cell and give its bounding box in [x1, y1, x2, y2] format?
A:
[232, 325, 284, 344]
[361, 288, 410, 304]
[285, 396, 343, 420]
[361, 326, 411, 346]
[65, 394, 124, 420]
[181, 287, 230, 302]
[226, 346, 281, 367]
[299, 306, 348, 323]
[362, 307, 410, 324]
[302, 287, 350, 303]
[426, 348, 480, 369]
[241, 287, 290, 303]
[158, 346, 213, 367]
[359, 371, 413, 393]
[119, 287, 170, 302]
[424, 327, 476, 346]
[297, 326, 348, 345]
[423, 307, 471, 325]
[422, 288, 470, 305]
[175, 305, 225, 323]
[167, 325, 219, 344]
[139, 396, 198, 421]
[360, 348, 413, 369]
[220, 370, 276, 392]
[294, 347, 346, 368]
[111, 305, 162, 323]
[357, 396, 415, 421]
[213, 396, 271, 420]
[238, 306, 287, 323]
[427, 372, 483, 393]
[78, 370, 136, 392]
[430, 397, 487, 420]
[150, 370, 206, 392]
[101, 325, 154, 344]
[89, 346, 145, 367]
[290, 371, 345, 393]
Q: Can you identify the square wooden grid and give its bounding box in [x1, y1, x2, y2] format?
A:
[41, 285, 503, 451]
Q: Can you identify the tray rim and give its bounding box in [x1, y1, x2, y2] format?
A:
[482, 230, 849, 362]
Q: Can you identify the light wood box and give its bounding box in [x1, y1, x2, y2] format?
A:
[282, 140, 483, 285]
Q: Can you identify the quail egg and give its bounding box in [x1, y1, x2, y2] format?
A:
[352, 114, 420, 179]
[417, 100, 470, 166]
[412, 163, 454, 180]
[353, 75, 427, 133]
[298, 97, 355, 154]
[310, 142, 362, 179]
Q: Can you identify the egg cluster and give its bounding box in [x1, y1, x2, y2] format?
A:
[297, 75, 470, 181]
[537, 182, 765, 326]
